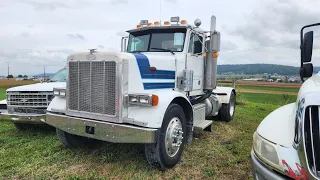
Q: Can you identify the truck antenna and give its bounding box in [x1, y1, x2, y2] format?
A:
[159, 0, 162, 24]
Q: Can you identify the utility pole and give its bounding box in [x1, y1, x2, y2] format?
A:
[7, 62, 10, 80]
[44, 66, 46, 80]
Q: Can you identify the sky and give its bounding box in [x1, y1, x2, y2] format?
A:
[0, 0, 320, 75]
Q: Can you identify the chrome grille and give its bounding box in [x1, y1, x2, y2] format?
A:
[304, 106, 320, 177]
[6, 92, 53, 114]
[68, 61, 117, 116]
[7, 92, 52, 107]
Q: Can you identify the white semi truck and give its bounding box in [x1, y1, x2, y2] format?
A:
[0, 68, 67, 130]
[45, 15, 236, 170]
[251, 23, 320, 179]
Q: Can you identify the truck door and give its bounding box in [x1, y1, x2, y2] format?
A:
[187, 32, 204, 92]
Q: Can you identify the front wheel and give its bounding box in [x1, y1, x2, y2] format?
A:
[144, 103, 186, 171]
[219, 91, 236, 122]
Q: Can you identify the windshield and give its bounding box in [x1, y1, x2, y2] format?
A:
[127, 28, 186, 52]
[50, 68, 67, 82]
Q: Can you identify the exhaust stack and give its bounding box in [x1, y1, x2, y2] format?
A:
[204, 15, 220, 90]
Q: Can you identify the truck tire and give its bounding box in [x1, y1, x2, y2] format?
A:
[56, 128, 95, 148]
[13, 123, 33, 130]
[219, 91, 236, 122]
[144, 103, 186, 171]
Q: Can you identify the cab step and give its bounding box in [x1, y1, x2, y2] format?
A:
[194, 120, 213, 131]
[192, 103, 213, 132]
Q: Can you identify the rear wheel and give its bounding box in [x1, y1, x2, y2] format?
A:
[144, 103, 186, 171]
[219, 91, 236, 122]
[56, 128, 96, 148]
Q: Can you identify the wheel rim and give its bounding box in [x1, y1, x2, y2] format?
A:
[229, 95, 235, 116]
[165, 117, 183, 157]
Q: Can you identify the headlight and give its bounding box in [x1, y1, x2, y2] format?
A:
[253, 131, 283, 172]
[53, 88, 66, 97]
[127, 94, 158, 106]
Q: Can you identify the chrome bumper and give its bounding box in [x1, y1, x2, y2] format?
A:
[0, 109, 46, 124]
[251, 151, 288, 180]
[45, 112, 158, 143]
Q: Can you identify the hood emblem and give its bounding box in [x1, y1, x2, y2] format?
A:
[87, 48, 97, 60]
[20, 99, 28, 102]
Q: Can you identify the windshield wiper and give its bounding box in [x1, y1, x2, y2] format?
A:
[150, 48, 175, 55]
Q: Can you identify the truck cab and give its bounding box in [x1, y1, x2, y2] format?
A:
[251, 23, 320, 179]
[45, 15, 236, 170]
[0, 67, 67, 130]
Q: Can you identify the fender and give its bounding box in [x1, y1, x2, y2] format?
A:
[257, 103, 296, 147]
[126, 90, 192, 128]
[212, 86, 236, 104]
[47, 96, 66, 113]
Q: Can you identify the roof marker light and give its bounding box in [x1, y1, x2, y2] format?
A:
[147, 22, 153, 26]
[180, 20, 187, 24]
[164, 21, 170, 25]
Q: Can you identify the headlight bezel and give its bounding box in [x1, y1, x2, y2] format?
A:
[53, 88, 66, 97]
[125, 94, 158, 107]
[253, 131, 284, 172]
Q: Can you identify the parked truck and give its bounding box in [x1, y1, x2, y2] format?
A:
[45, 15, 236, 170]
[0, 67, 67, 130]
[251, 22, 320, 179]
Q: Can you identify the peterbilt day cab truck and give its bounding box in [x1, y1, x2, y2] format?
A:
[0, 68, 67, 130]
[251, 23, 320, 179]
[45, 15, 236, 170]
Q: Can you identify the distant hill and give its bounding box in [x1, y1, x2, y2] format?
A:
[217, 64, 320, 76]
[33, 73, 55, 77]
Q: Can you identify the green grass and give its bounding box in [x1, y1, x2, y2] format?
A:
[0, 91, 297, 179]
[0, 89, 5, 100]
[237, 85, 299, 93]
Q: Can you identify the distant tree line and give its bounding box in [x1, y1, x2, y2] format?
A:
[217, 64, 320, 76]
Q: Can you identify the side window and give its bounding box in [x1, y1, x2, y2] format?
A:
[188, 33, 203, 54]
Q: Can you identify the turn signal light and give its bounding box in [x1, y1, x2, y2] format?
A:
[213, 52, 219, 58]
[152, 94, 159, 106]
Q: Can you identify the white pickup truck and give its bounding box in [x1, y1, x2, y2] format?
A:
[0, 68, 66, 130]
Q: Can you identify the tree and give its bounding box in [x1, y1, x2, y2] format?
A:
[18, 75, 23, 78]
[7, 75, 13, 78]
[23, 75, 28, 78]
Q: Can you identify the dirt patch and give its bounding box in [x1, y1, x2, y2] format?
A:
[237, 88, 298, 95]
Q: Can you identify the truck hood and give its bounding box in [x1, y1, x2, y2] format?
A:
[6, 82, 66, 92]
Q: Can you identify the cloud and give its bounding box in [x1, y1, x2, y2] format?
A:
[97, 45, 104, 49]
[18, 0, 69, 11]
[67, 33, 85, 40]
[116, 31, 127, 37]
[20, 32, 30, 38]
[110, 0, 128, 5]
[28, 24, 34, 28]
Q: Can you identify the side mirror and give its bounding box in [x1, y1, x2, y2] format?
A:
[301, 31, 313, 62]
[300, 63, 313, 78]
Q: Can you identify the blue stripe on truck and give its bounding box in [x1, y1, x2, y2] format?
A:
[132, 53, 175, 80]
[143, 82, 175, 90]
[131, 53, 176, 89]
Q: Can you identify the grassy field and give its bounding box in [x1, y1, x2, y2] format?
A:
[0, 79, 35, 89]
[0, 87, 297, 179]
